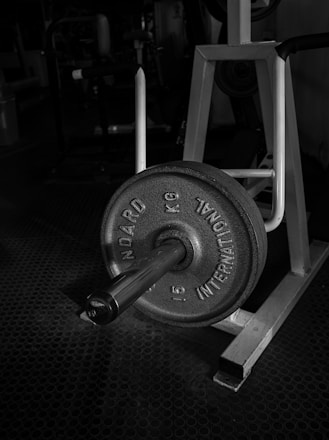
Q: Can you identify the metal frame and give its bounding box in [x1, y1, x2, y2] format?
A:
[134, 0, 329, 390]
[134, 44, 286, 233]
[182, 0, 329, 390]
[183, 43, 286, 233]
[213, 240, 329, 391]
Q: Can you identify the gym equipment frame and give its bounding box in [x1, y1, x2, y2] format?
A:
[135, 0, 329, 390]
[183, 0, 329, 390]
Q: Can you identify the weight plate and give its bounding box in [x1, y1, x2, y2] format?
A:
[101, 161, 267, 327]
[215, 60, 258, 98]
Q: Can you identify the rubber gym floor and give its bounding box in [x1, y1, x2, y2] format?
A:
[1, 95, 329, 440]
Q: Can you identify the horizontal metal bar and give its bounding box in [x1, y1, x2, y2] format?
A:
[246, 178, 272, 198]
[223, 169, 274, 178]
[196, 42, 278, 62]
[212, 308, 254, 336]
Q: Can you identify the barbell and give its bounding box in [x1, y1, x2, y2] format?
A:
[85, 161, 267, 327]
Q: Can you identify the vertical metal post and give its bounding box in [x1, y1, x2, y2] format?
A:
[135, 67, 146, 173]
[284, 60, 311, 274]
[183, 49, 216, 162]
[256, 52, 311, 270]
[227, 0, 251, 45]
[255, 59, 274, 153]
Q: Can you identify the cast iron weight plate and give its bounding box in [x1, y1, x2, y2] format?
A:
[101, 161, 267, 327]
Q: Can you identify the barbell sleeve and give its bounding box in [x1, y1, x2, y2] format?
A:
[85, 239, 186, 325]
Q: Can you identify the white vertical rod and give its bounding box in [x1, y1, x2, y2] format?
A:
[264, 56, 285, 232]
[135, 67, 146, 173]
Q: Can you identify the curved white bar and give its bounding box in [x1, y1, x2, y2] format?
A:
[264, 56, 286, 233]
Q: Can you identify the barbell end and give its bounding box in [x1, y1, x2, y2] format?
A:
[85, 239, 187, 325]
[85, 289, 119, 325]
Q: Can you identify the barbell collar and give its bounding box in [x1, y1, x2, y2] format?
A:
[85, 239, 186, 325]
